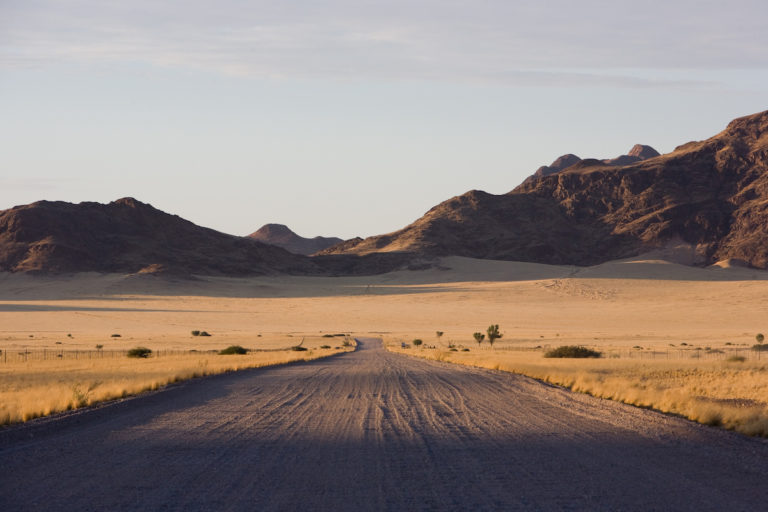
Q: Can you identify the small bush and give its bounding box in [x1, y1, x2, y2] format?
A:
[291, 345, 308, 351]
[191, 330, 201, 336]
[757, 333, 765, 343]
[727, 355, 746, 363]
[95, 344, 103, 350]
[199, 331, 211, 337]
[111, 334, 121, 338]
[219, 345, 248, 355]
[320, 345, 331, 349]
[413, 339, 423, 347]
[462, 348, 470, 352]
[322, 334, 334, 338]
[544, 346, 602, 358]
[126, 347, 152, 358]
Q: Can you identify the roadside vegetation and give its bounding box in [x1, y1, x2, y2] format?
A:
[387, 334, 768, 437]
[544, 346, 602, 358]
[0, 335, 353, 426]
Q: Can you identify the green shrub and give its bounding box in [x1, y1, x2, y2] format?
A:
[486, 324, 502, 347]
[191, 330, 201, 336]
[219, 345, 248, 355]
[544, 346, 602, 358]
[111, 334, 121, 338]
[320, 345, 331, 349]
[291, 345, 308, 351]
[126, 347, 152, 358]
[199, 331, 211, 337]
[412, 339, 423, 347]
[462, 348, 470, 352]
[757, 333, 765, 343]
[322, 334, 334, 338]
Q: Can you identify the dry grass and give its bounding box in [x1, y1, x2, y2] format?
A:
[387, 342, 768, 437]
[0, 337, 352, 426]
[3, 256, 768, 433]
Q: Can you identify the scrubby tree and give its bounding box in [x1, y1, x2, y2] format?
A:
[436, 331, 444, 341]
[487, 324, 502, 348]
[757, 333, 764, 344]
[413, 338, 423, 347]
[473, 332, 485, 346]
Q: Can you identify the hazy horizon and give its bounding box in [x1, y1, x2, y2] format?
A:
[2, 1, 767, 239]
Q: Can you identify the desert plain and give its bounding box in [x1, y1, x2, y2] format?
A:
[3, 255, 768, 510]
[2, 254, 768, 427]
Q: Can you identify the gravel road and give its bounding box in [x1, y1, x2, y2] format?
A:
[2, 338, 767, 511]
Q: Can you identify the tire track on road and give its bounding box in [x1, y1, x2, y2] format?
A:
[1, 337, 767, 511]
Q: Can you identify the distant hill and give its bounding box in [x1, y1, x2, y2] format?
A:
[0, 198, 318, 275]
[320, 110, 768, 269]
[248, 224, 343, 255]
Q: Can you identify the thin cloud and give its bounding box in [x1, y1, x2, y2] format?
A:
[2, 0, 766, 86]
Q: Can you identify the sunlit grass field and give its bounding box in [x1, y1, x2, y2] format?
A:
[0, 335, 352, 426]
[387, 339, 768, 437]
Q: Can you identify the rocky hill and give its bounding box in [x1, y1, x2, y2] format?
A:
[321, 110, 768, 268]
[0, 198, 319, 275]
[248, 224, 342, 255]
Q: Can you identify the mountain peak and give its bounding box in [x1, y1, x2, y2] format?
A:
[111, 197, 148, 209]
[251, 223, 295, 237]
[249, 224, 343, 255]
[627, 144, 660, 159]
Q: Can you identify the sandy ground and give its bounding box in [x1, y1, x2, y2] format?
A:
[2, 257, 768, 509]
[1, 255, 767, 351]
[1, 338, 767, 511]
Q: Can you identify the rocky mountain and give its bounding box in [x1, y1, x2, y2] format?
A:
[248, 223, 342, 256]
[320, 110, 768, 268]
[530, 153, 582, 180]
[523, 144, 661, 185]
[0, 198, 319, 275]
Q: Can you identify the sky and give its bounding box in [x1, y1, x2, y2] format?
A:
[2, 1, 767, 239]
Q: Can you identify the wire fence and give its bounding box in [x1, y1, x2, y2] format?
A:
[0, 348, 221, 364]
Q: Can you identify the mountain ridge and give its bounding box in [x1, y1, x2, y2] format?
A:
[4, 109, 768, 274]
[321, 109, 768, 269]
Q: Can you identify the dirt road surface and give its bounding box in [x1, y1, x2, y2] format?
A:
[2, 338, 767, 511]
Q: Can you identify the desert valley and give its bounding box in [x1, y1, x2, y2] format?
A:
[3, 110, 768, 510]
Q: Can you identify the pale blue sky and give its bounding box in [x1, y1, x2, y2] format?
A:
[2, 1, 767, 239]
